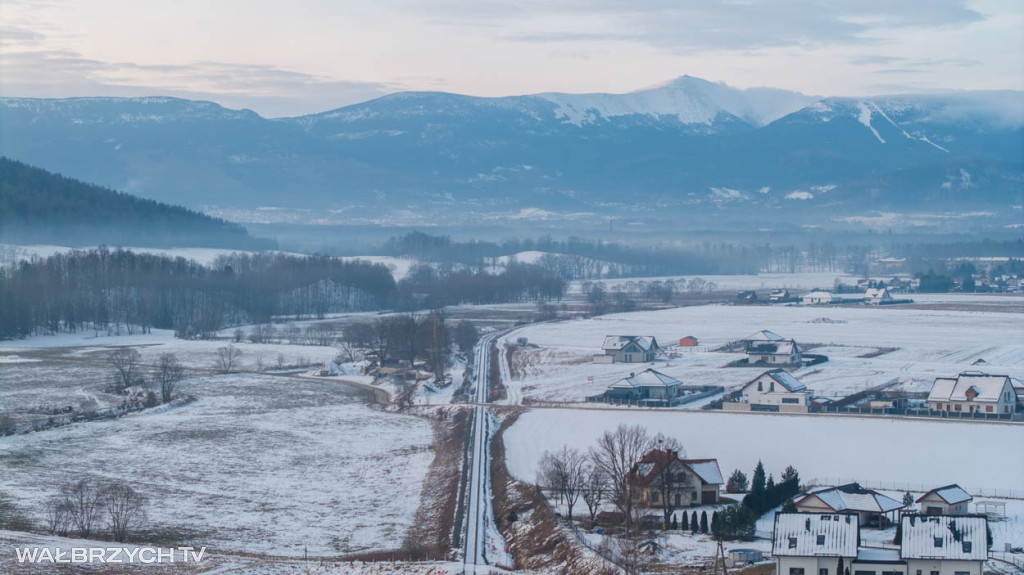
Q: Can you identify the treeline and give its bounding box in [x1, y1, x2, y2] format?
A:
[381, 231, 757, 279]
[0, 157, 275, 250]
[392, 262, 565, 309]
[0, 248, 395, 339]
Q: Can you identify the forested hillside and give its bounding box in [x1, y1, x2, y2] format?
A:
[0, 157, 274, 249]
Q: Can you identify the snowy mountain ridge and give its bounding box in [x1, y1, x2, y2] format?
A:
[537, 75, 821, 127]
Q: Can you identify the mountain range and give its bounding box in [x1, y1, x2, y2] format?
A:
[1, 76, 1021, 228]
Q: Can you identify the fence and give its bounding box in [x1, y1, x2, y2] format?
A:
[804, 478, 1024, 500]
[990, 551, 1024, 572]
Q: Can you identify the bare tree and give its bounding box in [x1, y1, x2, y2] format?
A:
[214, 344, 242, 373]
[370, 318, 393, 368]
[650, 434, 688, 530]
[538, 447, 588, 525]
[591, 424, 653, 535]
[108, 348, 141, 392]
[155, 352, 185, 403]
[61, 479, 106, 538]
[104, 482, 148, 542]
[43, 498, 72, 535]
[581, 461, 606, 528]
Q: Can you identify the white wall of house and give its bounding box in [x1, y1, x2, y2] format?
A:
[904, 559, 983, 575]
[917, 494, 968, 516]
[741, 373, 811, 406]
[928, 385, 1015, 415]
[777, 555, 854, 575]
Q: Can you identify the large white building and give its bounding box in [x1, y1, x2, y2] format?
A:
[773, 513, 990, 575]
[900, 514, 989, 575]
[927, 372, 1017, 416]
[772, 513, 859, 575]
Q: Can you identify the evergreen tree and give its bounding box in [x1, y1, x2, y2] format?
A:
[782, 498, 797, 513]
[691, 511, 699, 534]
[781, 465, 799, 485]
[746, 460, 767, 514]
[700, 510, 709, 534]
[726, 469, 749, 493]
[711, 511, 719, 537]
[681, 510, 689, 531]
[893, 520, 902, 545]
[671, 515, 679, 530]
[902, 492, 915, 507]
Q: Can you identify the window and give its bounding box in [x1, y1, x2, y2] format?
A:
[930, 571, 938, 575]
[758, 382, 763, 391]
[651, 492, 659, 503]
[788, 537, 797, 549]
[916, 570, 922, 575]
[962, 541, 972, 553]
[816, 535, 825, 545]
[954, 404, 961, 411]
[854, 571, 876, 575]
[934, 537, 943, 548]
[783, 397, 800, 404]
[986, 406, 993, 413]
[954, 572, 970, 575]
[820, 569, 828, 575]
[790, 568, 804, 575]
[691, 491, 697, 501]
[770, 382, 776, 392]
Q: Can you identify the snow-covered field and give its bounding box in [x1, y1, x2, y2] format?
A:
[0, 372, 434, 556]
[499, 294, 1024, 402]
[504, 409, 1024, 492]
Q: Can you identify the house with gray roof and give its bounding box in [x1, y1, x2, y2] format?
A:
[916, 484, 973, 516]
[795, 483, 905, 528]
[744, 331, 803, 365]
[735, 369, 813, 412]
[603, 368, 680, 404]
[601, 335, 659, 363]
[927, 372, 1017, 416]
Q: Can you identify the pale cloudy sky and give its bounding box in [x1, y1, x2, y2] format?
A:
[1, 0, 1021, 117]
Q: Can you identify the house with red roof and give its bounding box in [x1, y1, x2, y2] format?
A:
[628, 449, 723, 507]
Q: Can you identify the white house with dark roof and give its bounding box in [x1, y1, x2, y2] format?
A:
[900, 514, 988, 575]
[802, 291, 834, 305]
[916, 485, 973, 516]
[628, 449, 723, 507]
[772, 513, 859, 575]
[601, 335, 659, 363]
[738, 369, 813, 409]
[795, 483, 905, 528]
[927, 372, 1017, 416]
[744, 331, 803, 365]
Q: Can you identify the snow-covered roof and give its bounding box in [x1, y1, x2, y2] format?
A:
[683, 459, 723, 485]
[747, 340, 800, 356]
[917, 484, 972, 505]
[602, 335, 658, 352]
[864, 288, 890, 298]
[900, 514, 988, 561]
[772, 513, 859, 558]
[927, 372, 1012, 404]
[745, 330, 785, 342]
[742, 370, 808, 393]
[607, 369, 681, 390]
[800, 483, 904, 513]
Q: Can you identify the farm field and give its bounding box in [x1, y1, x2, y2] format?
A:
[0, 371, 434, 556]
[498, 294, 1024, 403]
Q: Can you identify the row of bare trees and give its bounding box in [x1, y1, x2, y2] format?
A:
[43, 479, 148, 542]
[538, 424, 684, 536]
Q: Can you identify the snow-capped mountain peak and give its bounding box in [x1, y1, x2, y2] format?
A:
[536, 75, 820, 127]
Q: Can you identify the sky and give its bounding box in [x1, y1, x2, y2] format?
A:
[1, 0, 1022, 118]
